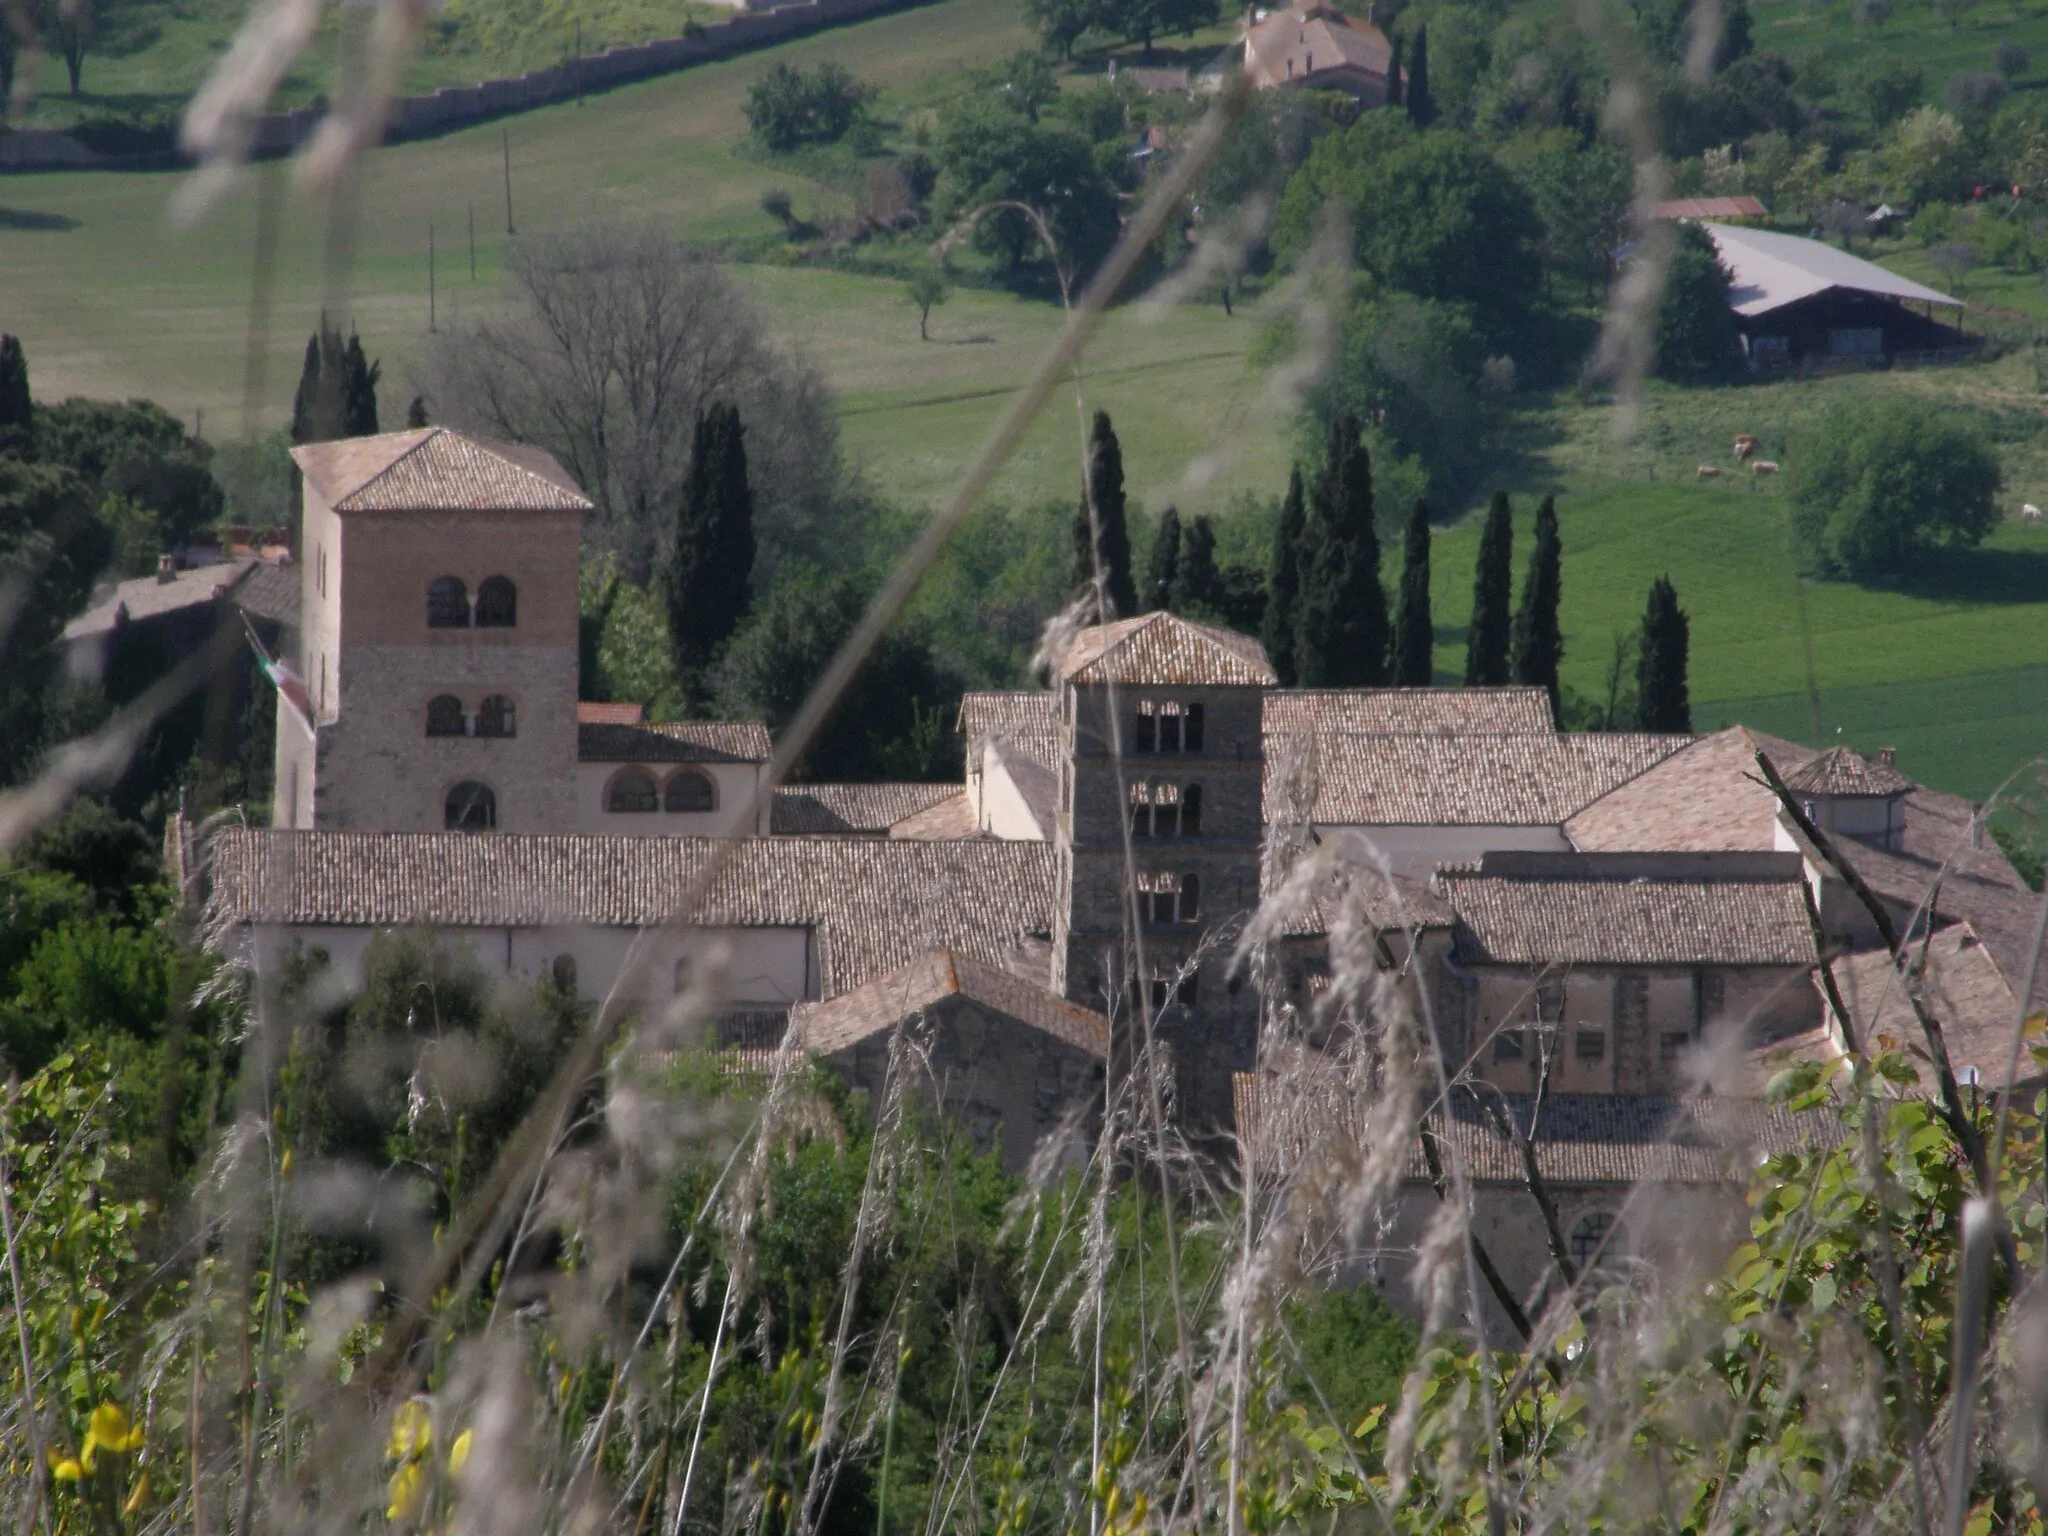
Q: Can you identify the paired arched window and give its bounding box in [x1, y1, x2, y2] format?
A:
[445, 781, 497, 832]
[607, 768, 660, 813]
[1130, 781, 1202, 838]
[664, 768, 716, 812]
[426, 694, 466, 737]
[427, 576, 469, 628]
[1139, 872, 1200, 925]
[476, 694, 517, 738]
[1134, 699, 1205, 754]
[475, 576, 517, 628]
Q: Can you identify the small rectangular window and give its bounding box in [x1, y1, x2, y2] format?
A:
[1159, 702, 1183, 754]
[1575, 1029, 1606, 1062]
[1494, 1030, 1526, 1062]
[1185, 703, 1204, 752]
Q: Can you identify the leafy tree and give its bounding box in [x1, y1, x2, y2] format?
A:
[744, 61, 874, 150]
[1655, 222, 1738, 380]
[1888, 106, 1970, 204]
[1501, 130, 1633, 300]
[35, 398, 223, 574]
[1464, 491, 1512, 686]
[1265, 468, 1306, 686]
[1176, 513, 1222, 615]
[1, 916, 176, 1078]
[1786, 398, 2002, 578]
[1635, 574, 1691, 732]
[0, 334, 30, 458]
[406, 395, 429, 429]
[906, 268, 951, 341]
[1510, 493, 1563, 720]
[290, 320, 380, 444]
[934, 101, 1120, 278]
[0, 864, 90, 993]
[1104, 0, 1219, 54]
[1275, 115, 1541, 337]
[1293, 413, 1387, 687]
[664, 403, 757, 710]
[1074, 410, 1139, 620]
[29, 0, 127, 97]
[1996, 40, 2029, 79]
[1315, 293, 1486, 507]
[1146, 506, 1182, 611]
[1022, 0, 1095, 59]
[0, 458, 107, 786]
[1391, 498, 1434, 687]
[17, 799, 163, 919]
[1406, 23, 1436, 125]
[1857, 57, 1925, 127]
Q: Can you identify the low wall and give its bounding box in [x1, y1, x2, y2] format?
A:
[0, 0, 928, 172]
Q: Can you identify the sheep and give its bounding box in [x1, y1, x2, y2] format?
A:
[1752, 460, 1780, 478]
[2023, 503, 2042, 522]
[1733, 434, 1760, 460]
[1696, 465, 1724, 480]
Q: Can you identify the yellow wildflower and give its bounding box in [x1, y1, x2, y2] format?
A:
[122, 1472, 151, 1515]
[385, 1460, 427, 1521]
[448, 1427, 474, 1477]
[387, 1399, 432, 1463]
[49, 1454, 82, 1482]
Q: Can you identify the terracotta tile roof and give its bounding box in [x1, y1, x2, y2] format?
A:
[889, 792, 983, 841]
[232, 560, 300, 627]
[1234, 1080, 1837, 1185]
[1784, 744, 1912, 797]
[1567, 727, 1813, 853]
[1273, 732, 1687, 826]
[292, 428, 591, 514]
[792, 948, 1109, 1059]
[1056, 612, 1278, 687]
[578, 721, 771, 764]
[959, 692, 1062, 770]
[1261, 856, 1457, 933]
[1244, 6, 1395, 90]
[64, 557, 260, 641]
[1650, 196, 1769, 220]
[203, 829, 1058, 1000]
[771, 783, 960, 835]
[1438, 857, 1813, 966]
[576, 701, 645, 726]
[1264, 687, 1554, 737]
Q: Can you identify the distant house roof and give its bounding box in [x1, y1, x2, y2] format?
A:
[1264, 686, 1555, 737]
[1784, 744, 1911, 797]
[578, 721, 771, 764]
[1566, 727, 1814, 853]
[771, 783, 960, 835]
[64, 557, 264, 642]
[1243, 5, 1395, 92]
[1650, 196, 1768, 221]
[1699, 222, 1963, 317]
[203, 829, 1058, 1001]
[1056, 611, 1278, 688]
[1270, 731, 1687, 826]
[292, 428, 592, 514]
[576, 701, 645, 726]
[888, 791, 981, 841]
[233, 560, 301, 627]
[792, 948, 1109, 1059]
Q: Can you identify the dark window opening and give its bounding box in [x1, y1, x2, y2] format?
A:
[475, 575, 517, 628]
[1134, 706, 1156, 754]
[1494, 1029, 1526, 1061]
[426, 694, 466, 737]
[1176, 873, 1200, 924]
[1149, 974, 1198, 1011]
[476, 694, 516, 738]
[1158, 703, 1184, 754]
[445, 781, 496, 832]
[1536, 978, 1565, 1024]
[665, 769, 715, 812]
[1570, 1212, 1620, 1269]
[427, 576, 470, 628]
[1575, 1029, 1606, 1062]
[608, 769, 659, 813]
[1181, 783, 1202, 836]
[551, 954, 578, 993]
[1659, 1031, 1692, 1067]
[1185, 702, 1204, 753]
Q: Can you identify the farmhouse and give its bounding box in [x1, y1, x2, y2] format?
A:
[1241, 4, 1401, 103]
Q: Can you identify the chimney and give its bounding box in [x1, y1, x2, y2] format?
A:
[156, 553, 177, 584]
[1876, 747, 1896, 767]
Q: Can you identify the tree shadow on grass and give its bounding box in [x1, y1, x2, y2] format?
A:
[1883, 544, 2048, 605]
[0, 209, 80, 231]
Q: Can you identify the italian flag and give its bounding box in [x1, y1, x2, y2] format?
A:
[244, 616, 315, 730]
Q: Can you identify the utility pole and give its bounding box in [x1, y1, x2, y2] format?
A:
[429, 224, 437, 332]
[502, 129, 515, 235]
[468, 202, 476, 282]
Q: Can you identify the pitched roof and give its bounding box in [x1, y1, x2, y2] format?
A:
[1651, 196, 1768, 220]
[958, 691, 1061, 770]
[1056, 612, 1278, 688]
[1260, 857, 1457, 935]
[1272, 732, 1687, 826]
[1234, 1081, 1837, 1185]
[771, 783, 960, 835]
[63, 557, 260, 641]
[1701, 222, 1963, 317]
[1784, 744, 1912, 797]
[203, 829, 1059, 1000]
[1439, 859, 1813, 967]
[232, 559, 301, 627]
[888, 791, 982, 841]
[1566, 727, 1814, 852]
[291, 428, 592, 514]
[1244, 5, 1395, 89]
[1264, 687, 1554, 737]
[578, 721, 771, 764]
[576, 701, 645, 726]
[792, 948, 1109, 1059]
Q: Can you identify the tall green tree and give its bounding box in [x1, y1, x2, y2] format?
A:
[1074, 410, 1139, 621]
[1511, 494, 1564, 719]
[1293, 413, 1388, 687]
[1464, 491, 1513, 685]
[1178, 514, 1222, 614]
[1655, 223, 1738, 380]
[664, 403, 757, 708]
[1635, 575, 1692, 733]
[0, 335, 31, 459]
[1386, 33, 1405, 108]
[1406, 23, 1435, 125]
[1392, 498, 1433, 687]
[290, 320, 381, 444]
[1021, 0, 1094, 58]
[1265, 468, 1306, 686]
[1147, 506, 1182, 611]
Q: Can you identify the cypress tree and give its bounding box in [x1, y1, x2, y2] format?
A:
[1179, 514, 1222, 615]
[1392, 497, 1434, 687]
[665, 403, 758, 709]
[1407, 24, 1435, 126]
[342, 333, 381, 437]
[1147, 506, 1182, 611]
[1293, 412, 1388, 687]
[1465, 491, 1513, 685]
[1265, 467, 1306, 685]
[0, 334, 32, 458]
[1386, 33, 1404, 108]
[407, 395, 430, 430]
[290, 319, 382, 443]
[1511, 493, 1564, 719]
[1635, 575, 1692, 733]
[1073, 409, 1138, 621]
[289, 331, 328, 446]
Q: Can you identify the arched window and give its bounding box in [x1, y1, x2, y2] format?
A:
[1181, 783, 1202, 836]
[664, 768, 716, 812]
[427, 576, 470, 629]
[426, 694, 466, 737]
[445, 781, 496, 832]
[476, 694, 517, 738]
[1176, 873, 1200, 924]
[1184, 702, 1204, 753]
[607, 768, 659, 814]
[475, 576, 517, 628]
[1129, 780, 1152, 837]
[1134, 701, 1157, 754]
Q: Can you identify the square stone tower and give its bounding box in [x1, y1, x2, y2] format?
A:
[276, 429, 592, 834]
[1050, 613, 1276, 1130]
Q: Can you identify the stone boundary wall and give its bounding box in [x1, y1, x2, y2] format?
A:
[0, 0, 929, 172]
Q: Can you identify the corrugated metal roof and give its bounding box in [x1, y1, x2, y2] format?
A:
[1701, 222, 1962, 316]
[293, 428, 593, 514]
